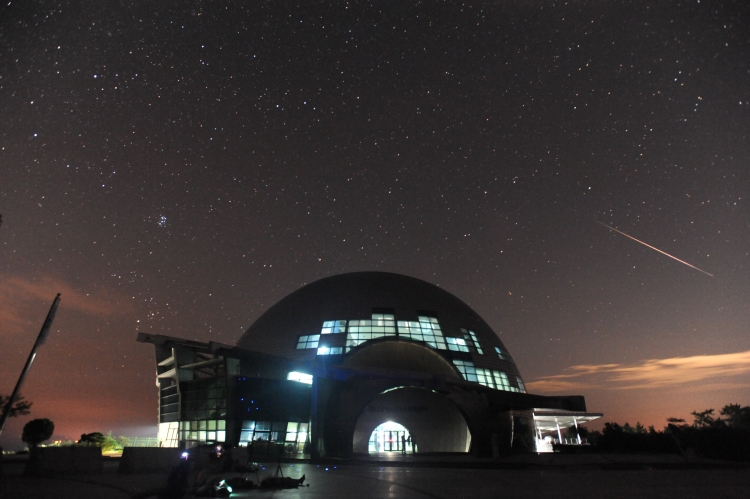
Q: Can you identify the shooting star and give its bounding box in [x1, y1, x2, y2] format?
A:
[592, 219, 714, 277]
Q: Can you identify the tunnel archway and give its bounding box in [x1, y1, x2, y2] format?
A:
[353, 387, 471, 453]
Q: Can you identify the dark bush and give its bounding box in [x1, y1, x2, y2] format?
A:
[22, 418, 54, 448]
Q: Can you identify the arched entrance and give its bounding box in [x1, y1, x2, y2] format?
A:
[368, 421, 413, 453]
[352, 387, 471, 454]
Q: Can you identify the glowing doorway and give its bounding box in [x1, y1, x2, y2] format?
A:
[368, 421, 413, 453]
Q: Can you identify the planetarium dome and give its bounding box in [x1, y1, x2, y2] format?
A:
[238, 271, 525, 391]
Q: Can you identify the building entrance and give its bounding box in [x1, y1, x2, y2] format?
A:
[368, 421, 413, 453]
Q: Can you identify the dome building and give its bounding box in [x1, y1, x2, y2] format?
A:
[138, 272, 601, 457]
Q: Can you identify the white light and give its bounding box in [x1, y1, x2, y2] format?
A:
[287, 372, 313, 384]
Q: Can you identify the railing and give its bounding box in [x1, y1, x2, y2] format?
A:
[551, 437, 589, 446]
[121, 436, 159, 447]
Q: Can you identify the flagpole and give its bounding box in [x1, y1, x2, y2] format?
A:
[0, 293, 61, 438]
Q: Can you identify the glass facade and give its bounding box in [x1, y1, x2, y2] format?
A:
[462, 329, 484, 354]
[516, 377, 526, 392]
[345, 313, 397, 351]
[452, 360, 525, 393]
[181, 378, 227, 420]
[446, 337, 470, 352]
[238, 420, 309, 453]
[321, 320, 346, 334]
[291, 313, 524, 393]
[179, 419, 226, 446]
[317, 346, 343, 355]
[397, 316, 448, 350]
[296, 334, 320, 349]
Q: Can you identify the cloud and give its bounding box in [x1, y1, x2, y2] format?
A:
[526, 350, 750, 393]
[0, 275, 132, 336]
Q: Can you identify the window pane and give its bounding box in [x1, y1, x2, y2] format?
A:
[242, 420, 255, 430]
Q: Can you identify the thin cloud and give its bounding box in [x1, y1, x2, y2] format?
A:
[0, 275, 132, 336]
[527, 351, 750, 393]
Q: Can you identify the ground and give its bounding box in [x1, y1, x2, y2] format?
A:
[1, 454, 749, 498]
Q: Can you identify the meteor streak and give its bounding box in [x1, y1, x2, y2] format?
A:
[593, 219, 714, 277]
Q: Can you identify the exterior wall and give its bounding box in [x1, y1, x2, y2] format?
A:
[352, 387, 471, 453]
[238, 272, 524, 382]
[139, 324, 593, 458]
[311, 367, 587, 458]
[228, 376, 312, 451]
[157, 422, 179, 448]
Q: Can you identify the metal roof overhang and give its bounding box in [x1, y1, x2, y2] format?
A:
[532, 408, 603, 431]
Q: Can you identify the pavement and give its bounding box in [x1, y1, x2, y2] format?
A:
[2, 453, 750, 498]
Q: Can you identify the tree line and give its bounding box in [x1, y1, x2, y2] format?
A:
[573, 404, 750, 460]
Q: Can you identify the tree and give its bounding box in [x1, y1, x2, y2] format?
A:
[22, 418, 54, 448]
[79, 432, 105, 446]
[691, 408, 718, 428]
[0, 394, 32, 418]
[720, 404, 750, 429]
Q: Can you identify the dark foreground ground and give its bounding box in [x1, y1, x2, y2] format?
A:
[2, 453, 749, 499]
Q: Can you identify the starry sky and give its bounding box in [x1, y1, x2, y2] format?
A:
[1, 1, 749, 449]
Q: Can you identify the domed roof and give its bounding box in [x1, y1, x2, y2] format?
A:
[237, 271, 523, 382]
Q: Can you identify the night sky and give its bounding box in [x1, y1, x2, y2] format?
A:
[2, 1, 749, 449]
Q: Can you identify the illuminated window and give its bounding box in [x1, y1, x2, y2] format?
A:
[493, 371, 511, 390]
[397, 316, 448, 350]
[475, 367, 494, 388]
[239, 421, 309, 452]
[346, 314, 397, 351]
[516, 377, 526, 393]
[285, 422, 309, 445]
[287, 372, 313, 384]
[462, 329, 484, 355]
[446, 337, 470, 352]
[495, 346, 507, 360]
[296, 334, 320, 350]
[321, 320, 346, 334]
[179, 420, 225, 444]
[451, 362, 521, 393]
[452, 359, 478, 382]
[316, 346, 343, 356]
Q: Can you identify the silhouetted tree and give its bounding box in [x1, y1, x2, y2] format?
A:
[22, 418, 54, 448]
[79, 432, 105, 446]
[0, 394, 32, 418]
[720, 404, 750, 429]
[691, 408, 723, 428]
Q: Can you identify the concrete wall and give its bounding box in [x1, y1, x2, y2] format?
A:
[352, 387, 471, 453]
[24, 447, 102, 476]
[118, 447, 183, 473]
